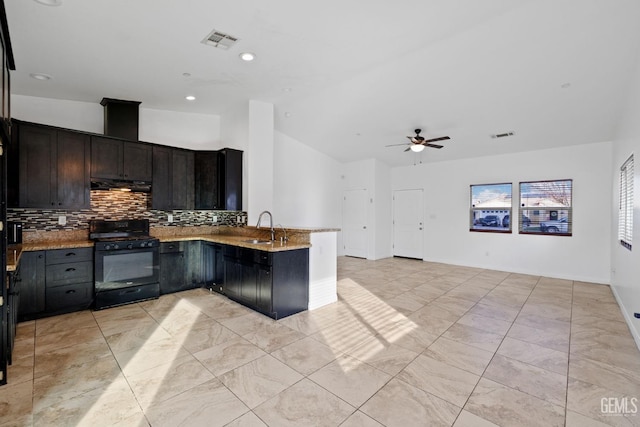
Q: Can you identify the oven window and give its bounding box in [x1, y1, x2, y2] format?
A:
[103, 251, 155, 282]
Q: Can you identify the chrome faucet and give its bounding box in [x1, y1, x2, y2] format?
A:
[256, 210, 275, 241]
[276, 224, 288, 243]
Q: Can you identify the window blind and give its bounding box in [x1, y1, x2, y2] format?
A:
[619, 155, 634, 250]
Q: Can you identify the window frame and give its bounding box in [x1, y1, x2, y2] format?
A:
[470, 182, 512, 233]
[519, 179, 573, 236]
[619, 154, 634, 250]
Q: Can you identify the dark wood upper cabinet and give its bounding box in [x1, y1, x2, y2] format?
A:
[194, 148, 243, 210]
[91, 136, 123, 180]
[194, 151, 220, 210]
[152, 146, 194, 210]
[15, 122, 90, 209]
[91, 136, 152, 181]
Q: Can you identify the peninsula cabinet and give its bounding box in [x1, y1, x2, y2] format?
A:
[223, 246, 309, 319]
[12, 122, 90, 209]
[91, 136, 152, 182]
[152, 146, 194, 210]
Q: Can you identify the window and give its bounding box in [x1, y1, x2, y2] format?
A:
[619, 155, 634, 250]
[470, 183, 512, 232]
[519, 179, 572, 235]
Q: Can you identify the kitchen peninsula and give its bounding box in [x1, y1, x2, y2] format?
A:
[7, 224, 339, 320]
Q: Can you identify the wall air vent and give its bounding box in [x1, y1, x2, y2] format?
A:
[490, 131, 515, 139]
[201, 29, 238, 49]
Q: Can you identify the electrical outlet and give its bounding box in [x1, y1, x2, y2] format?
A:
[168, 214, 173, 223]
[236, 215, 241, 223]
[58, 215, 66, 226]
[212, 215, 218, 223]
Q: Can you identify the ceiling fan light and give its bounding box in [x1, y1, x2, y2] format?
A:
[410, 144, 425, 153]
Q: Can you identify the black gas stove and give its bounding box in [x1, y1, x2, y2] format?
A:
[90, 219, 160, 309]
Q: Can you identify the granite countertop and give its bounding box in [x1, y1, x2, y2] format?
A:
[6, 225, 334, 271]
[155, 234, 311, 252]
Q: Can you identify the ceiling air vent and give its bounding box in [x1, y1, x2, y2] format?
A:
[201, 29, 238, 49]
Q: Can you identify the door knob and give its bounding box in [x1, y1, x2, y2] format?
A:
[363, 226, 367, 229]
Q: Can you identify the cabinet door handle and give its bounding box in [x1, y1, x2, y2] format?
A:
[65, 252, 76, 257]
[65, 267, 76, 272]
[65, 290, 76, 294]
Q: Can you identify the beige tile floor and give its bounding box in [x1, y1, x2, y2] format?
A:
[2, 256, 640, 426]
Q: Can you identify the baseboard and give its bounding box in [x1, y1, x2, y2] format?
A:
[610, 284, 640, 352]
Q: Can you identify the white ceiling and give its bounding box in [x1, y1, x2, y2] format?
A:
[5, 0, 640, 166]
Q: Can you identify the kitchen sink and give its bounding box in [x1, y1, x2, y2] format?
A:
[243, 239, 273, 245]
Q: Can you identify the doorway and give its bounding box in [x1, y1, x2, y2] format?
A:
[342, 189, 368, 258]
[393, 189, 424, 260]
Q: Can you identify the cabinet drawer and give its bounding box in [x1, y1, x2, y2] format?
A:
[45, 261, 94, 288]
[46, 248, 93, 265]
[160, 241, 184, 253]
[254, 251, 272, 266]
[46, 282, 93, 312]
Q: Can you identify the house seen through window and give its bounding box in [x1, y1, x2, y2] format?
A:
[519, 179, 573, 235]
[470, 183, 512, 233]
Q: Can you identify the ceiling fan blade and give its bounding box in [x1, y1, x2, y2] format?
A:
[385, 143, 410, 147]
[425, 143, 444, 149]
[404, 147, 411, 152]
[423, 136, 450, 143]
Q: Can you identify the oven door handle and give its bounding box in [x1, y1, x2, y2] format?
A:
[124, 288, 141, 294]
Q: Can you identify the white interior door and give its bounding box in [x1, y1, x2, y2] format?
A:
[393, 189, 424, 259]
[343, 189, 368, 258]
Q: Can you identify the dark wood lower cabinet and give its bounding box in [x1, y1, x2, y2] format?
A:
[223, 246, 309, 319]
[18, 248, 93, 321]
[159, 241, 189, 295]
[17, 251, 45, 320]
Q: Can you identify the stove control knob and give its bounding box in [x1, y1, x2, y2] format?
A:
[147, 241, 154, 247]
[140, 242, 147, 248]
[104, 244, 111, 250]
[113, 244, 119, 250]
[127, 243, 134, 249]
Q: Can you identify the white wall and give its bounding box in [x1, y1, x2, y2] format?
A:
[12, 95, 222, 150]
[611, 52, 640, 347]
[339, 158, 392, 260]
[391, 142, 612, 283]
[273, 131, 342, 228]
[374, 160, 392, 260]
[220, 102, 250, 210]
[13, 95, 103, 133]
[247, 101, 274, 224]
[139, 108, 220, 150]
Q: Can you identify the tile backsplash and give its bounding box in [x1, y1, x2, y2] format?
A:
[7, 190, 247, 231]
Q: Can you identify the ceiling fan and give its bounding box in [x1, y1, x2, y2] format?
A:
[386, 129, 450, 152]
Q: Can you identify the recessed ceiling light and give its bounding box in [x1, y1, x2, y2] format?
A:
[29, 73, 52, 81]
[239, 52, 255, 62]
[33, 0, 62, 6]
[561, 82, 571, 89]
[182, 72, 191, 77]
[282, 87, 293, 93]
[284, 112, 292, 118]
[185, 95, 196, 101]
